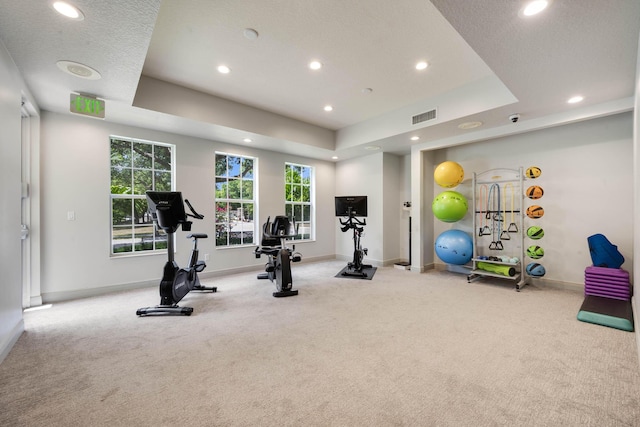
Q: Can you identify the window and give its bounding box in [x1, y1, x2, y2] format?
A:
[285, 162, 314, 240]
[110, 137, 174, 255]
[215, 153, 256, 246]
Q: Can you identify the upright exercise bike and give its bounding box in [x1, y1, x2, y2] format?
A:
[254, 216, 303, 297]
[339, 208, 372, 277]
[137, 191, 216, 316]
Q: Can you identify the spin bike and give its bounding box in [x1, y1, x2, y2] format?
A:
[137, 191, 216, 316]
[254, 216, 302, 297]
[339, 209, 372, 277]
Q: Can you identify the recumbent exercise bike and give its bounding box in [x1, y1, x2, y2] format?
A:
[254, 216, 303, 297]
[137, 191, 216, 316]
[339, 208, 372, 278]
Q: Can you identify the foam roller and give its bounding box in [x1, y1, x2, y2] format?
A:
[477, 262, 515, 277]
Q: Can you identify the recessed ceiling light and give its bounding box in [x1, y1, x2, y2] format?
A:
[217, 65, 231, 74]
[309, 61, 322, 70]
[243, 138, 252, 143]
[415, 61, 429, 70]
[522, 0, 549, 16]
[324, 105, 333, 112]
[56, 60, 101, 80]
[331, 156, 339, 160]
[410, 136, 420, 141]
[458, 121, 483, 130]
[567, 95, 584, 104]
[243, 28, 259, 40]
[52, 1, 84, 20]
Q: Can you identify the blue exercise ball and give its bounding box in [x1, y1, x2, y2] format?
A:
[526, 262, 546, 277]
[435, 229, 473, 265]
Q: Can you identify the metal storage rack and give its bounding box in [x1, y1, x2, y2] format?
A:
[467, 167, 528, 291]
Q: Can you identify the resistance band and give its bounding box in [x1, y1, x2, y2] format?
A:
[487, 183, 503, 250]
[477, 185, 490, 236]
[504, 183, 518, 232]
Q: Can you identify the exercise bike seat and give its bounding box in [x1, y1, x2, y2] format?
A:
[187, 233, 208, 239]
[254, 215, 301, 298]
[259, 247, 281, 256]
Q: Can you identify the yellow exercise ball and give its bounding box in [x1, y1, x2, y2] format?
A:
[434, 161, 464, 188]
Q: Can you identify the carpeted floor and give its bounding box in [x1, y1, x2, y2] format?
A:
[1, 260, 638, 426]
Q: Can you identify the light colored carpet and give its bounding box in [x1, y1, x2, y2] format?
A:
[1, 260, 638, 426]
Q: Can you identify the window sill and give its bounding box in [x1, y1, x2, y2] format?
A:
[110, 251, 165, 259]
[215, 244, 258, 250]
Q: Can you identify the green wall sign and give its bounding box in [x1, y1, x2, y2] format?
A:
[70, 94, 105, 118]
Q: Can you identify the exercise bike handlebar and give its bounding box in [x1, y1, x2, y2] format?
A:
[339, 215, 366, 233]
[184, 199, 204, 220]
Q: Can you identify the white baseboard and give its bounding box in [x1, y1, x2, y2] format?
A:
[432, 262, 582, 292]
[335, 254, 402, 268]
[203, 254, 336, 279]
[42, 255, 338, 303]
[42, 279, 159, 303]
[0, 319, 24, 365]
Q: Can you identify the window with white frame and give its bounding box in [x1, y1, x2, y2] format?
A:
[285, 162, 314, 240]
[110, 136, 174, 255]
[215, 153, 256, 247]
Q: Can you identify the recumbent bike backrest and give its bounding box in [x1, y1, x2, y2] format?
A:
[261, 215, 297, 247]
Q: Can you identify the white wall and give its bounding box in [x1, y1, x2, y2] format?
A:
[39, 111, 336, 302]
[428, 112, 634, 288]
[134, 76, 336, 151]
[0, 41, 28, 362]
[335, 154, 382, 264]
[382, 153, 402, 264]
[398, 155, 412, 263]
[411, 149, 437, 271]
[335, 152, 406, 266]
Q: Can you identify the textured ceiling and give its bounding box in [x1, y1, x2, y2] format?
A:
[432, 0, 639, 118]
[0, 0, 638, 160]
[142, 0, 495, 130]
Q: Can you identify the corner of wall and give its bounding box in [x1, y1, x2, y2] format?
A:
[0, 319, 23, 365]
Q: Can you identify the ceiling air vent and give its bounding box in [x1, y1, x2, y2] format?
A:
[412, 108, 437, 125]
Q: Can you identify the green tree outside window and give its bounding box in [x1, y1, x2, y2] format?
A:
[285, 163, 313, 240]
[215, 153, 256, 246]
[110, 137, 174, 255]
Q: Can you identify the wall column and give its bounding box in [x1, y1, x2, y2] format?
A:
[410, 148, 435, 272]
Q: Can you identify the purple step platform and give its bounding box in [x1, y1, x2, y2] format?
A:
[584, 266, 631, 301]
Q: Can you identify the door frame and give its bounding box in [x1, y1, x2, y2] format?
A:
[21, 99, 41, 308]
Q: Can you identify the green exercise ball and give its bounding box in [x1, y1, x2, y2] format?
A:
[432, 191, 468, 222]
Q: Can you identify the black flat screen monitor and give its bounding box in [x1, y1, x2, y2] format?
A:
[146, 191, 187, 233]
[335, 196, 368, 217]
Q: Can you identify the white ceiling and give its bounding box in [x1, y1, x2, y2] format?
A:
[0, 0, 638, 160]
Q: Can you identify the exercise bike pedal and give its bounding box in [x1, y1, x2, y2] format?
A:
[291, 253, 302, 263]
[194, 261, 206, 273]
[363, 248, 368, 255]
[265, 263, 275, 272]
